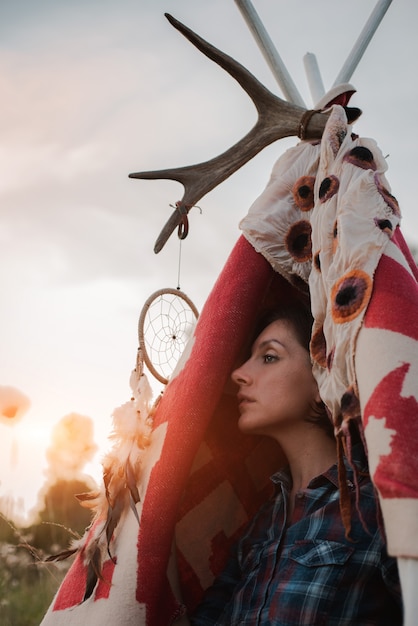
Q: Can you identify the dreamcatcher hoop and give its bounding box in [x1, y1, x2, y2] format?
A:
[137, 287, 199, 385]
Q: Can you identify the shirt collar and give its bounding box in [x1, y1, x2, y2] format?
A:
[270, 465, 339, 491]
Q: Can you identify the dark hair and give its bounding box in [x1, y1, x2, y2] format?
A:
[253, 303, 313, 352]
[253, 303, 335, 440]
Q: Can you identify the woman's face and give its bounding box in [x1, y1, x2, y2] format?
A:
[231, 319, 320, 438]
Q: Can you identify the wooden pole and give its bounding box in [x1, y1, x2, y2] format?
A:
[332, 0, 393, 86]
[234, 0, 306, 107]
[303, 52, 326, 105]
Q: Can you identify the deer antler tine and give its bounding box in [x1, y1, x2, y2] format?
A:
[130, 15, 339, 253]
[163, 13, 301, 119]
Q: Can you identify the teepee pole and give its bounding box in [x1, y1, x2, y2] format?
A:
[332, 0, 393, 87]
[234, 0, 306, 107]
[303, 52, 326, 105]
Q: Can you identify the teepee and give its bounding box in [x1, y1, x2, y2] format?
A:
[40, 2, 418, 624]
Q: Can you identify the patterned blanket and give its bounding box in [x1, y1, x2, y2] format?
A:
[40, 106, 418, 625]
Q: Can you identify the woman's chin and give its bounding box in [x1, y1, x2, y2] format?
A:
[238, 415, 264, 436]
[238, 414, 278, 440]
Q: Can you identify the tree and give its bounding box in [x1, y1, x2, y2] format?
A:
[29, 477, 95, 552]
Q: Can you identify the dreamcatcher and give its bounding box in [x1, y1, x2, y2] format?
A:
[137, 287, 199, 385]
[61, 268, 200, 585]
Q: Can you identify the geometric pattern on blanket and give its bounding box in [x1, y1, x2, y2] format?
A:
[356, 230, 418, 556]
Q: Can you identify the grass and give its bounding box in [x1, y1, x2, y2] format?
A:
[0, 562, 68, 626]
[0, 515, 73, 626]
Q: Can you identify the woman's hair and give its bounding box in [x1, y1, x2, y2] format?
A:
[252, 302, 313, 354]
[253, 302, 335, 440]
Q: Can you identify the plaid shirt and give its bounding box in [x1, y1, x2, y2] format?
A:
[191, 458, 402, 626]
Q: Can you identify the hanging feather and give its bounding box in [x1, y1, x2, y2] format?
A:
[44, 547, 78, 563]
[44, 370, 156, 602]
[83, 541, 103, 601]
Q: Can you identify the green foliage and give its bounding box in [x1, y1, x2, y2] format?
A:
[0, 540, 70, 626]
[0, 520, 71, 626]
[0, 477, 95, 625]
[30, 478, 94, 552]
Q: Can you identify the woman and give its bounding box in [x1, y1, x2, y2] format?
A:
[191, 304, 402, 625]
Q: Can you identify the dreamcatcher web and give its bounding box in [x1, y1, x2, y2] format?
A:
[138, 288, 199, 384]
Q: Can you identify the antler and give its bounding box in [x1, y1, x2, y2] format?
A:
[130, 13, 360, 253]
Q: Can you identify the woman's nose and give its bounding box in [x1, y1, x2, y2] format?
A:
[231, 362, 250, 385]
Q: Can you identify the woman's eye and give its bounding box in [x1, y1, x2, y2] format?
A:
[263, 354, 278, 364]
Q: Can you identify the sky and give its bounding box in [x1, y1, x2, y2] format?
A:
[0, 0, 417, 523]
